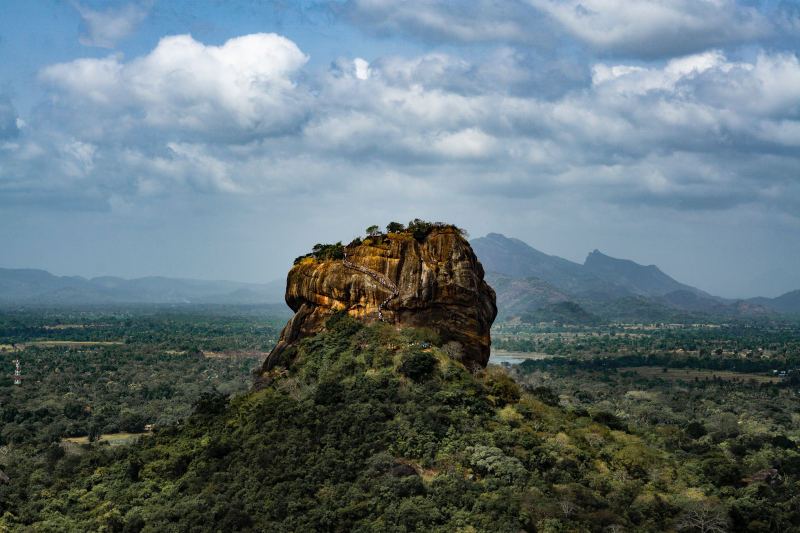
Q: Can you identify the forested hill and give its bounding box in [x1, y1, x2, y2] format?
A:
[749, 289, 800, 314]
[0, 267, 284, 305]
[2, 313, 788, 531]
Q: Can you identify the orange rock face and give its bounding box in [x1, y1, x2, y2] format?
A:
[263, 229, 497, 371]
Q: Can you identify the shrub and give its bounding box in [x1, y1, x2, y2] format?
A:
[399, 351, 437, 382]
[193, 392, 228, 416]
[530, 386, 560, 406]
[485, 369, 521, 405]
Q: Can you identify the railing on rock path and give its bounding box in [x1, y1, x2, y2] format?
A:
[343, 251, 400, 322]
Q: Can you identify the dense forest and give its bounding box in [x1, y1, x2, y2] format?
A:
[0, 306, 286, 445]
[2, 307, 800, 531]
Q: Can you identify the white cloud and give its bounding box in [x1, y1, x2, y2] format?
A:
[528, 0, 771, 56]
[74, 1, 151, 48]
[60, 140, 97, 178]
[592, 51, 731, 93]
[353, 58, 370, 80]
[40, 33, 310, 142]
[14, 33, 800, 220]
[342, 0, 780, 58]
[342, 0, 550, 44]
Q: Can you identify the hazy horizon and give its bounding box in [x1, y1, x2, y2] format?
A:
[2, 1, 799, 300]
[3, 229, 797, 301]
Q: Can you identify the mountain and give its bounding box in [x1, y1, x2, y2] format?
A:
[484, 272, 569, 319]
[0, 267, 285, 305]
[583, 250, 714, 299]
[749, 289, 800, 315]
[471, 233, 630, 301]
[470, 233, 773, 321]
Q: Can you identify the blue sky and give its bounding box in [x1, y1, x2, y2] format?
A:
[1, 0, 799, 298]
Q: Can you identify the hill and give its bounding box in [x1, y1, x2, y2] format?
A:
[484, 272, 569, 319]
[0, 314, 718, 531]
[749, 289, 800, 315]
[0, 268, 284, 305]
[520, 301, 601, 326]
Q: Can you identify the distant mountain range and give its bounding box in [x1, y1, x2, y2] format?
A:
[471, 233, 800, 320]
[0, 268, 285, 306]
[3, 235, 798, 320]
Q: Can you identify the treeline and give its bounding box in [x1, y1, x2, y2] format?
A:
[0, 307, 285, 351]
[293, 219, 468, 264]
[494, 323, 800, 361]
[517, 352, 798, 376]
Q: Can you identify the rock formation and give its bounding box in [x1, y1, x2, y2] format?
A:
[262, 227, 497, 372]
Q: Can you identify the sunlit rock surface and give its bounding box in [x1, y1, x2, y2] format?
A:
[262, 228, 496, 373]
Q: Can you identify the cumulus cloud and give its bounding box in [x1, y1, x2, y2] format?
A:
[4, 31, 796, 223]
[40, 33, 310, 142]
[74, 1, 152, 48]
[313, 50, 800, 210]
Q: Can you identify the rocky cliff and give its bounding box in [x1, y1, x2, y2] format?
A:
[262, 228, 497, 372]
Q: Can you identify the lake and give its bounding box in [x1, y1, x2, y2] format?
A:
[488, 350, 556, 365]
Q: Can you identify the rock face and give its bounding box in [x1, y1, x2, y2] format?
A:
[263, 228, 497, 371]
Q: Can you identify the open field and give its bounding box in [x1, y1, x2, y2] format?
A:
[618, 366, 784, 384]
[203, 349, 268, 360]
[24, 341, 123, 347]
[63, 432, 150, 446]
[2, 341, 125, 352]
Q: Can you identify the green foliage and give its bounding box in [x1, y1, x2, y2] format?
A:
[294, 242, 346, 264]
[469, 445, 527, 485]
[399, 350, 437, 382]
[193, 391, 229, 416]
[1, 317, 712, 532]
[521, 301, 601, 326]
[405, 218, 467, 241]
[386, 221, 405, 233]
[4, 309, 800, 531]
[530, 386, 560, 406]
[0, 307, 280, 444]
[484, 368, 521, 405]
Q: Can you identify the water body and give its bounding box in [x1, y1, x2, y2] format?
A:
[489, 350, 556, 365]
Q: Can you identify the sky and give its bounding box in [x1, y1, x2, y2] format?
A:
[1, 0, 799, 299]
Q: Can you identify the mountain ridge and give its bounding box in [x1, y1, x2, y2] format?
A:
[471, 233, 800, 317]
[0, 267, 285, 305]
